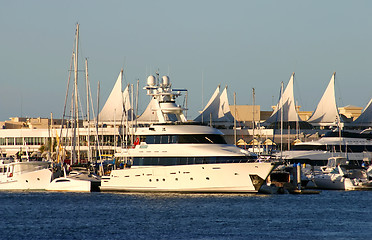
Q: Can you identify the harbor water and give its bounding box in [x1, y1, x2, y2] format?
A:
[1, 191, 371, 239]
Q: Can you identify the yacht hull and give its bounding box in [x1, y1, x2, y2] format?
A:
[0, 168, 52, 190]
[313, 175, 348, 190]
[46, 177, 92, 192]
[100, 162, 275, 193]
[314, 175, 372, 190]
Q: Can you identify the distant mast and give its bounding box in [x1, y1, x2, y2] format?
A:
[252, 88, 255, 153]
[72, 23, 80, 164]
[85, 58, 91, 162]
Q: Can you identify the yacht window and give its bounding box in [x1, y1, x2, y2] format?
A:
[178, 158, 187, 165]
[178, 134, 226, 144]
[178, 135, 197, 143]
[56, 179, 70, 183]
[167, 114, 178, 122]
[154, 136, 161, 144]
[132, 156, 257, 166]
[170, 135, 178, 143]
[143, 134, 226, 144]
[161, 135, 170, 144]
[292, 145, 326, 151]
[146, 136, 155, 144]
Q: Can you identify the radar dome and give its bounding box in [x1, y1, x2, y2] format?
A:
[162, 76, 170, 86]
[147, 75, 156, 86]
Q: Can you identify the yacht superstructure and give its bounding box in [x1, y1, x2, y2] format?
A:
[100, 75, 276, 193]
[279, 130, 372, 166]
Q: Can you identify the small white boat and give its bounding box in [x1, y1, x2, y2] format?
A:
[46, 169, 101, 192]
[46, 176, 91, 192]
[0, 159, 53, 190]
[313, 157, 372, 190]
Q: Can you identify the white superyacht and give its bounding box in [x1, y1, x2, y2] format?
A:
[100, 75, 276, 193]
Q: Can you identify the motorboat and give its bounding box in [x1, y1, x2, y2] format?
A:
[313, 157, 372, 190]
[0, 158, 53, 190]
[46, 167, 101, 192]
[100, 75, 276, 193]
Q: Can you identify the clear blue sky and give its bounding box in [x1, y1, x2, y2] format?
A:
[1, 0, 371, 121]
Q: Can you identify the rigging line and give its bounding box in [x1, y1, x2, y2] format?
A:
[334, 73, 345, 110]
[293, 72, 305, 111]
[118, 84, 130, 145]
[122, 64, 128, 87]
[76, 84, 87, 119]
[88, 78, 96, 120]
[57, 51, 74, 162]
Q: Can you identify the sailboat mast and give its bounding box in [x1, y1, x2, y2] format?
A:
[135, 79, 139, 131]
[280, 81, 284, 158]
[96, 81, 102, 162]
[334, 72, 343, 157]
[233, 92, 237, 146]
[85, 58, 91, 162]
[252, 88, 255, 152]
[131, 84, 134, 145]
[72, 23, 80, 164]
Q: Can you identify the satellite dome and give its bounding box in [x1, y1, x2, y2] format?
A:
[162, 76, 170, 86]
[147, 75, 156, 86]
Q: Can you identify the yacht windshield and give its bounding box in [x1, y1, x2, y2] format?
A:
[131, 156, 257, 166]
[143, 134, 226, 144]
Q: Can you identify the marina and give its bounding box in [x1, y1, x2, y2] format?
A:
[2, 1, 372, 239]
[1, 24, 372, 194]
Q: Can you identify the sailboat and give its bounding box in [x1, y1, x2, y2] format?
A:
[46, 24, 101, 192]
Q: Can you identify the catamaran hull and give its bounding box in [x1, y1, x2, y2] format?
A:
[0, 169, 52, 190]
[100, 162, 275, 193]
[46, 177, 93, 192]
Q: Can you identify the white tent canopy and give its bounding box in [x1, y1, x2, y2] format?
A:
[264, 73, 300, 124]
[350, 98, 372, 127]
[307, 72, 339, 126]
[136, 97, 160, 123]
[194, 85, 235, 123]
[98, 70, 135, 122]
